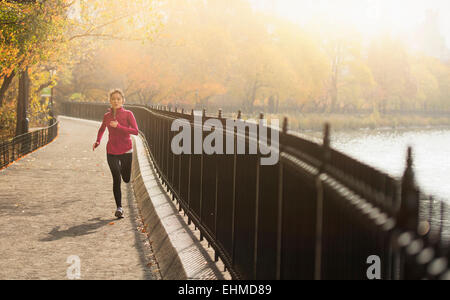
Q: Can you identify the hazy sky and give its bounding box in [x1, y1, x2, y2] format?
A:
[250, 0, 450, 47]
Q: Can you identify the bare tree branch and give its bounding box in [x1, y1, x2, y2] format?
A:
[36, 80, 53, 94]
[67, 8, 148, 42]
[67, 33, 146, 42]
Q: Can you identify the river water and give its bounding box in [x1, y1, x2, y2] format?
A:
[329, 127, 450, 202]
[329, 127, 450, 242]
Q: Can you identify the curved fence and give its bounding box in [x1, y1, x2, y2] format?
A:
[61, 101, 449, 280]
[0, 121, 59, 170]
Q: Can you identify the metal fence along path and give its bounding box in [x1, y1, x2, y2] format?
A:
[60, 101, 450, 280]
[0, 121, 59, 170]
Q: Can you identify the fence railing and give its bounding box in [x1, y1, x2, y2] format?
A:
[0, 121, 59, 170]
[61, 101, 449, 280]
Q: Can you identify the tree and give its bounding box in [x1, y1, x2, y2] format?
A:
[368, 33, 415, 113]
[1, 0, 162, 137]
[0, 0, 67, 107]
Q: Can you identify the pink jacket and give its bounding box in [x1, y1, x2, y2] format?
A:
[96, 107, 139, 155]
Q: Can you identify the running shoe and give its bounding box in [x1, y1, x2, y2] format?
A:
[115, 207, 124, 219]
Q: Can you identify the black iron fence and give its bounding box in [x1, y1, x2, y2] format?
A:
[61, 101, 450, 280]
[0, 121, 59, 170]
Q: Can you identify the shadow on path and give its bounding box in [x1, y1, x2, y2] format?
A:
[40, 217, 118, 242]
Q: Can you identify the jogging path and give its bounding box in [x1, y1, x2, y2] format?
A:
[0, 116, 160, 280]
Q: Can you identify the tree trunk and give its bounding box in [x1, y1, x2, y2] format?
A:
[268, 95, 274, 113]
[329, 41, 343, 113]
[330, 56, 339, 113]
[0, 71, 16, 107]
[15, 69, 30, 136]
[246, 80, 258, 112]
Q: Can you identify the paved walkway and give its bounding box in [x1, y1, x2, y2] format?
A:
[0, 117, 161, 280]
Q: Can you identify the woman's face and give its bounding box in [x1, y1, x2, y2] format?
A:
[110, 92, 124, 109]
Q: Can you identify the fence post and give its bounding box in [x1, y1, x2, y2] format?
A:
[252, 112, 264, 279]
[199, 108, 206, 242]
[394, 147, 420, 279]
[212, 108, 223, 263]
[397, 147, 420, 232]
[275, 117, 288, 280]
[314, 123, 330, 280]
[186, 109, 195, 225]
[231, 110, 242, 267]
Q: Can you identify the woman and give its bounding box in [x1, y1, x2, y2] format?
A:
[93, 89, 139, 219]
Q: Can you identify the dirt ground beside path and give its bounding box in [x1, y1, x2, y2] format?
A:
[0, 116, 161, 280]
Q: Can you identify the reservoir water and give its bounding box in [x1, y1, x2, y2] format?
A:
[329, 127, 450, 241]
[330, 128, 450, 202]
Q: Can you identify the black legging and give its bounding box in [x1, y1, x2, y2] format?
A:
[107, 153, 132, 208]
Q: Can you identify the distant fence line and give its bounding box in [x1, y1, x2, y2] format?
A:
[0, 121, 59, 170]
[61, 101, 449, 280]
[110, 102, 450, 117]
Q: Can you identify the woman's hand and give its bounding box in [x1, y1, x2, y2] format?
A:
[110, 121, 118, 128]
[93, 142, 100, 151]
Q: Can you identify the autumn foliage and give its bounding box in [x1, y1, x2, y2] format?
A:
[0, 0, 162, 138]
[59, 0, 450, 116]
[2, 0, 450, 139]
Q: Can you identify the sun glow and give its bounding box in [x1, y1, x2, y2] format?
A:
[251, 0, 450, 47]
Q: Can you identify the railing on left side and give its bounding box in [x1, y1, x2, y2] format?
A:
[0, 121, 59, 170]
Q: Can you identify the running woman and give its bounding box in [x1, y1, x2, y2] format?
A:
[93, 89, 139, 219]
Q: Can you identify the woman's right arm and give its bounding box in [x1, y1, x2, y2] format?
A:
[93, 115, 107, 151]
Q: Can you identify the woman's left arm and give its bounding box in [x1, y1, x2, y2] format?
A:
[116, 112, 139, 135]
